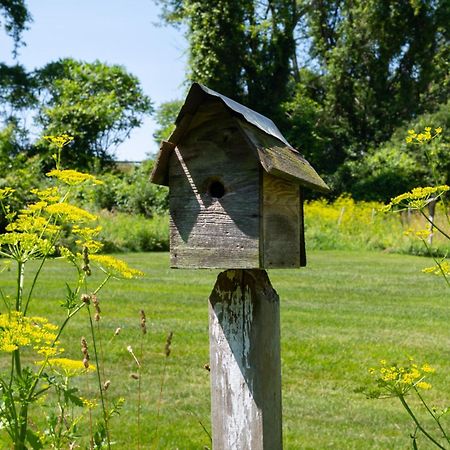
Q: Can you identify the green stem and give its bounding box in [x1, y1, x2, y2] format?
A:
[398, 395, 446, 449]
[421, 240, 450, 289]
[93, 275, 111, 295]
[17, 404, 28, 450]
[15, 261, 24, 312]
[23, 256, 47, 316]
[87, 306, 111, 450]
[414, 387, 450, 443]
[420, 210, 450, 241]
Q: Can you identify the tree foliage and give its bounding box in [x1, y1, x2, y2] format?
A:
[304, 0, 449, 163]
[157, 0, 449, 197]
[157, 0, 299, 119]
[153, 99, 182, 144]
[33, 58, 153, 170]
[0, 0, 31, 49]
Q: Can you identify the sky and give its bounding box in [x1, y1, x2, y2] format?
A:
[1, 0, 188, 161]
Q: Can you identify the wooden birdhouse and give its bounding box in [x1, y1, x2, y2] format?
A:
[151, 83, 329, 269]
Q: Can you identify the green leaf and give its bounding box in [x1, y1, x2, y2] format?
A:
[26, 429, 44, 449]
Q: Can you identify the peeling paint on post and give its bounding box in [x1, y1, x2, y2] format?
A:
[209, 269, 282, 450]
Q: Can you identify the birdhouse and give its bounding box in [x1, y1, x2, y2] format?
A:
[151, 83, 329, 269]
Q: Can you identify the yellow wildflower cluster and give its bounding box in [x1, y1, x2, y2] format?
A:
[72, 225, 103, 253]
[80, 397, 98, 409]
[89, 254, 144, 279]
[46, 203, 97, 223]
[422, 261, 450, 276]
[0, 187, 15, 201]
[43, 134, 74, 149]
[44, 357, 96, 376]
[384, 185, 449, 211]
[369, 359, 434, 397]
[0, 311, 62, 357]
[405, 127, 442, 144]
[46, 169, 103, 186]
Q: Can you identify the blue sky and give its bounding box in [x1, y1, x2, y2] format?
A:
[1, 0, 188, 161]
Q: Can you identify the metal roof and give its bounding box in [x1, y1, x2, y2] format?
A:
[176, 83, 292, 147]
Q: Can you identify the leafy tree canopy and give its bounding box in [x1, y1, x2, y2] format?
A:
[0, 0, 31, 49]
[157, 0, 449, 196]
[157, 0, 299, 120]
[153, 99, 182, 144]
[33, 58, 153, 170]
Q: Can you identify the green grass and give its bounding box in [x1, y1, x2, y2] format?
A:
[1, 251, 449, 449]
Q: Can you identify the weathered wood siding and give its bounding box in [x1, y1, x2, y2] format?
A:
[209, 269, 282, 450]
[169, 100, 260, 268]
[262, 172, 301, 268]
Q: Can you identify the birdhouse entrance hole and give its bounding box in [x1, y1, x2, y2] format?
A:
[207, 179, 225, 199]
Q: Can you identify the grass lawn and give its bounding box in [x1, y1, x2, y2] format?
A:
[1, 250, 449, 449]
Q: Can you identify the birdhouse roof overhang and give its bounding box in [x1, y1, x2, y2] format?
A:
[151, 83, 330, 193]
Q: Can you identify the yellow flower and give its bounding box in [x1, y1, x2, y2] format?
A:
[0, 187, 15, 200]
[435, 127, 442, 134]
[422, 261, 450, 276]
[415, 229, 431, 240]
[416, 381, 432, 390]
[81, 397, 98, 409]
[43, 134, 74, 149]
[43, 357, 96, 375]
[46, 203, 97, 223]
[46, 169, 103, 186]
[0, 312, 61, 356]
[421, 363, 435, 374]
[389, 185, 449, 210]
[89, 254, 144, 279]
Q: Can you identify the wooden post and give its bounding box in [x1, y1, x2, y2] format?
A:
[209, 269, 282, 450]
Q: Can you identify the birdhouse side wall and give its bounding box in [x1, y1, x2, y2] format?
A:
[168, 103, 260, 268]
[261, 172, 303, 268]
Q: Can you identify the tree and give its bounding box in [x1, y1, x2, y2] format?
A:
[299, 0, 450, 166]
[157, 0, 299, 120]
[33, 58, 153, 170]
[0, 0, 31, 50]
[153, 99, 183, 144]
[348, 101, 450, 201]
[157, 0, 449, 196]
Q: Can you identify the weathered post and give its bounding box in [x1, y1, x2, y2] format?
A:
[209, 270, 281, 449]
[150, 83, 329, 449]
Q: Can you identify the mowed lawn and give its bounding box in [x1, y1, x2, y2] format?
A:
[0, 250, 449, 449]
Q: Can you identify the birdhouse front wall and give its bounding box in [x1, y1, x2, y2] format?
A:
[168, 102, 261, 269]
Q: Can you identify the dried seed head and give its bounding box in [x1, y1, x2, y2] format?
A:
[81, 337, 90, 367]
[82, 247, 91, 276]
[164, 331, 173, 357]
[114, 327, 121, 336]
[91, 294, 101, 321]
[81, 294, 91, 304]
[204, 363, 210, 372]
[103, 380, 111, 391]
[81, 337, 88, 354]
[130, 373, 139, 380]
[140, 309, 147, 335]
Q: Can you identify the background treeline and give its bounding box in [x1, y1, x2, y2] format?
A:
[155, 0, 450, 199]
[0, 0, 449, 252]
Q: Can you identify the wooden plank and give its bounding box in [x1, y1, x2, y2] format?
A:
[209, 269, 282, 450]
[262, 172, 301, 268]
[168, 103, 261, 269]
